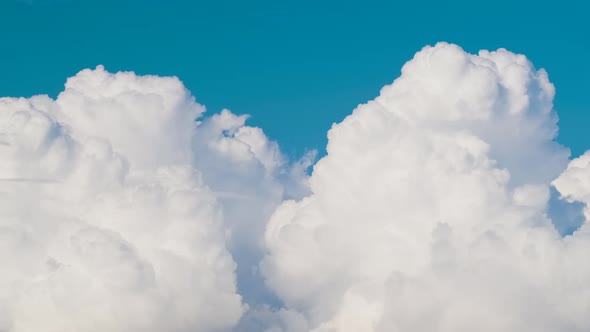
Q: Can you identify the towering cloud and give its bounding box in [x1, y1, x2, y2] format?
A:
[0, 67, 305, 332]
[262, 43, 589, 331]
[0, 43, 589, 332]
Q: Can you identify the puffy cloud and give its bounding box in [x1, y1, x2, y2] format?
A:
[0, 65, 313, 332]
[554, 152, 590, 207]
[262, 43, 590, 331]
[2, 42, 589, 332]
[55, 66, 203, 169]
[0, 68, 255, 332]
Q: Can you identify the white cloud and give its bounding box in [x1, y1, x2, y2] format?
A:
[262, 43, 590, 331]
[0, 65, 313, 332]
[0, 68, 247, 332]
[1, 42, 589, 332]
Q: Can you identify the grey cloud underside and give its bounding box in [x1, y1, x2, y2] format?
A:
[1, 43, 589, 332]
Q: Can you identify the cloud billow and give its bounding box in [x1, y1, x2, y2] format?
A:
[262, 43, 589, 331]
[0, 43, 589, 332]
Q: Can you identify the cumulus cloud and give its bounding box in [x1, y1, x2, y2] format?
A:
[1, 43, 589, 332]
[0, 66, 309, 332]
[262, 43, 590, 331]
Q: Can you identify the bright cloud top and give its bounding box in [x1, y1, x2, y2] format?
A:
[0, 43, 589, 332]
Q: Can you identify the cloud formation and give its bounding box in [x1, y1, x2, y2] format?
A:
[0, 67, 307, 332]
[0, 43, 589, 332]
[262, 43, 590, 331]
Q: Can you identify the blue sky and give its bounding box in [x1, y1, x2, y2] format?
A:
[1, 0, 588, 158]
